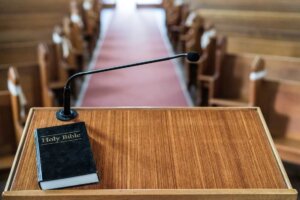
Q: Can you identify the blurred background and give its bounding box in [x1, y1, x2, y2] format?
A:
[0, 0, 299, 198]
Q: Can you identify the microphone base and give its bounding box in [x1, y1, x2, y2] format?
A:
[56, 109, 78, 121]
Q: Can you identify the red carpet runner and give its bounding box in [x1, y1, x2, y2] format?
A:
[81, 5, 188, 106]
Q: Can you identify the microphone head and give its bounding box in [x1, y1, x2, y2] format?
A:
[187, 52, 200, 62]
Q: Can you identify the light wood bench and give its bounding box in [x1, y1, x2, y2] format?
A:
[0, 63, 43, 108]
[0, 13, 65, 31]
[255, 55, 300, 164]
[0, 0, 101, 168]
[0, 63, 48, 169]
[0, 43, 41, 64]
[195, 9, 300, 57]
[190, 0, 300, 12]
[0, 0, 84, 14]
[7, 67, 28, 143]
[0, 29, 53, 44]
[199, 52, 300, 164]
[81, 0, 102, 55]
[0, 91, 16, 164]
[167, 3, 190, 51]
[258, 79, 300, 165]
[208, 55, 265, 107]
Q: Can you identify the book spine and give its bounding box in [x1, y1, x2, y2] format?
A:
[34, 130, 43, 183]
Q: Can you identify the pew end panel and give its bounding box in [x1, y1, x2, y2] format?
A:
[0, 63, 43, 157]
[7, 67, 28, 143]
[0, 91, 17, 159]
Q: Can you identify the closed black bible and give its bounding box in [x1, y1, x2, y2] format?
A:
[34, 122, 99, 190]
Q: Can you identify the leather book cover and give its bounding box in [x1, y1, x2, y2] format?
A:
[34, 122, 99, 189]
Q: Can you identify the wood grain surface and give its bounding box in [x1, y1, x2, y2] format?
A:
[2, 189, 297, 200]
[9, 108, 288, 190]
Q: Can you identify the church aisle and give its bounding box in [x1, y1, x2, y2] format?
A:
[79, 0, 189, 107]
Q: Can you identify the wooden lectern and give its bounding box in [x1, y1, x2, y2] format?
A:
[2, 107, 297, 199]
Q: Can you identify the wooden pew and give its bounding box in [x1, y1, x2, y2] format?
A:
[0, 29, 52, 44]
[197, 51, 300, 163]
[162, 0, 174, 10]
[218, 54, 300, 82]
[196, 35, 224, 106]
[168, 3, 190, 51]
[136, 0, 163, 8]
[196, 9, 300, 40]
[0, 63, 43, 108]
[181, 16, 204, 89]
[101, 0, 115, 8]
[208, 56, 265, 106]
[63, 15, 85, 71]
[178, 12, 204, 54]
[81, 0, 102, 55]
[0, 13, 62, 67]
[37, 43, 64, 106]
[0, 0, 100, 169]
[181, 16, 224, 105]
[0, 27, 85, 107]
[165, 1, 188, 44]
[198, 52, 300, 106]
[0, 0, 85, 14]
[53, 25, 79, 75]
[0, 44, 40, 64]
[0, 0, 102, 68]
[190, 0, 300, 12]
[0, 13, 70, 65]
[0, 13, 65, 31]
[38, 40, 80, 105]
[0, 0, 98, 66]
[0, 91, 16, 159]
[254, 55, 300, 164]
[0, 63, 42, 170]
[257, 80, 300, 164]
[259, 56, 300, 82]
[7, 67, 28, 143]
[195, 9, 300, 57]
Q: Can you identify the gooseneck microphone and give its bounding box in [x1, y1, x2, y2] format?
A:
[56, 52, 200, 121]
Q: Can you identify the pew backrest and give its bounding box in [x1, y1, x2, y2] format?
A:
[0, 90, 16, 156]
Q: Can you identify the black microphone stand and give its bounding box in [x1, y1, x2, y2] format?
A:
[56, 52, 199, 121]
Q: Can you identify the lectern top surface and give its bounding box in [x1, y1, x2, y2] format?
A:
[9, 108, 288, 190]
